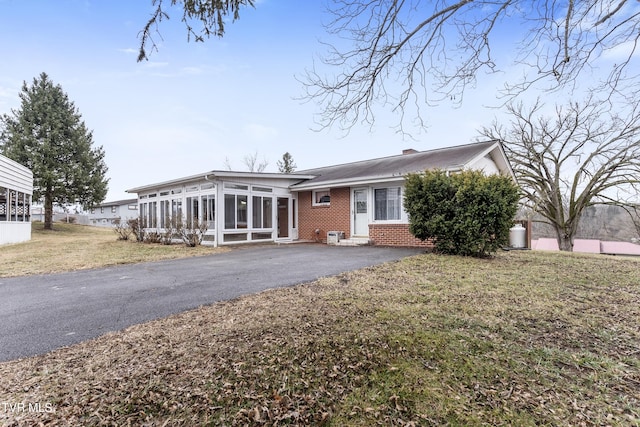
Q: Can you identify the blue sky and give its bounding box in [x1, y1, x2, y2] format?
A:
[0, 0, 593, 201]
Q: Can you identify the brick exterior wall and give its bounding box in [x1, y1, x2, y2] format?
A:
[368, 223, 434, 248]
[297, 187, 434, 248]
[297, 188, 352, 242]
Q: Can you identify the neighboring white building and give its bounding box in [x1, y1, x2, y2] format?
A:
[88, 198, 138, 227]
[0, 154, 33, 245]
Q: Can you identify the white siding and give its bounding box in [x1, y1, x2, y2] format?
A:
[87, 202, 139, 227]
[0, 154, 33, 194]
[1, 154, 33, 245]
[0, 222, 31, 245]
[468, 154, 500, 175]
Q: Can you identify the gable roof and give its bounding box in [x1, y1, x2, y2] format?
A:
[125, 141, 514, 195]
[290, 140, 511, 191]
[93, 198, 138, 208]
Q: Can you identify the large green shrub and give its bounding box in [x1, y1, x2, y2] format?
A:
[404, 170, 520, 257]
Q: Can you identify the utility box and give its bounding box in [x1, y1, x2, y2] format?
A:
[327, 231, 342, 245]
[509, 224, 527, 248]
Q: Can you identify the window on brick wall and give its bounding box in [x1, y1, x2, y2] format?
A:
[312, 189, 330, 206]
[374, 187, 402, 221]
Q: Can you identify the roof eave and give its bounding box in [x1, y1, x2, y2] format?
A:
[290, 167, 462, 191]
[127, 171, 318, 194]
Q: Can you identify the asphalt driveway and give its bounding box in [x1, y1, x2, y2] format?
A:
[0, 244, 422, 362]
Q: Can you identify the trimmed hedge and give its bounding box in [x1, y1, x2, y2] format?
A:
[404, 170, 519, 257]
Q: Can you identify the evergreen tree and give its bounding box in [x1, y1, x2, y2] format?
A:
[0, 72, 108, 230]
[277, 152, 296, 173]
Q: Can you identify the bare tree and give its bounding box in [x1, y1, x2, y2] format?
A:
[221, 152, 268, 172]
[480, 96, 640, 251]
[481, 98, 640, 251]
[140, 1, 639, 133]
[223, 156, 233, 171]
[300, 0, 640, 132]
[622, 204, 640, 241]
[242, 151, 268, 172]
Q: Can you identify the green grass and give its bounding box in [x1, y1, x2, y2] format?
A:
[0, 235, 639, 426]
[0, 222, 226, 277]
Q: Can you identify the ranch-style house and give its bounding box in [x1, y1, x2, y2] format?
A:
[126, 140, 515, 247]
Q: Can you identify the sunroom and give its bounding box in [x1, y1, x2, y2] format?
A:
[127, 171, 313, 246]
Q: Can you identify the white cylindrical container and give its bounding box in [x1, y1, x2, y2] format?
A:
[509, 224, 526, 248]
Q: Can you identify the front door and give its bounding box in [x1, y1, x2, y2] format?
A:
[277, 197, 289, 238]
[353, 188, 368, 236]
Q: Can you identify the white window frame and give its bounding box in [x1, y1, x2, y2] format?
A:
[373, 186, 404, 222]
[201, 193, 215, 229]
[312, 189, 331, 206]
[224, 193, 248, 230]
[252, 195, 273, 229]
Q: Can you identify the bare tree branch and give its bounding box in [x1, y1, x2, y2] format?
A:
[299, 0, 639, 133]
[140, 1, 639, 135]
[242, 151, 268, 172]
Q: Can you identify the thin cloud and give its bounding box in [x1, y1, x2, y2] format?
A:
[180, 66, 204, 75]
[145, 61, 169, 68]
[601, 40, 640, 61]
[118, 48, 137, 55]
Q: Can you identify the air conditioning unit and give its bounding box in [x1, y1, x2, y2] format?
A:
[327, 231, 341, 245]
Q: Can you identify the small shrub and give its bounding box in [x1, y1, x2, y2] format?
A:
[128, 218, 145, 242]
[144, 230, 163, 244]
[404, 169, 520, 257]
[179, 217, 208, 247]
[127, 215, 208, 247]
[113, 218, 132, 241]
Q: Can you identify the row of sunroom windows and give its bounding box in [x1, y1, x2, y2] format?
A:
[140, 195, 275, 229]
[0, 186, 31, 222]
[137, 183, 277, 232]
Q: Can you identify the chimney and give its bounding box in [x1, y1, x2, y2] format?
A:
[402, 148, 418, 155]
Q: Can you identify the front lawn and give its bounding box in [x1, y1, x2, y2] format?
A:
[1, 250, 638, 426]
[0, 222, 226, 278]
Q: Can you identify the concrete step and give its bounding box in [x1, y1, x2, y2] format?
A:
[334, 238, 371, 246]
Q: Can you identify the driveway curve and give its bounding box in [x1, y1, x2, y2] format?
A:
[0, 244, 422, 362]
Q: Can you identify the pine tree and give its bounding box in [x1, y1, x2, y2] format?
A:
[0, 72, 109, 230]
[277, 152, 296, 173]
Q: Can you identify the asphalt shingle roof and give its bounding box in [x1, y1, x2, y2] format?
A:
[292, 140, 498, 188]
